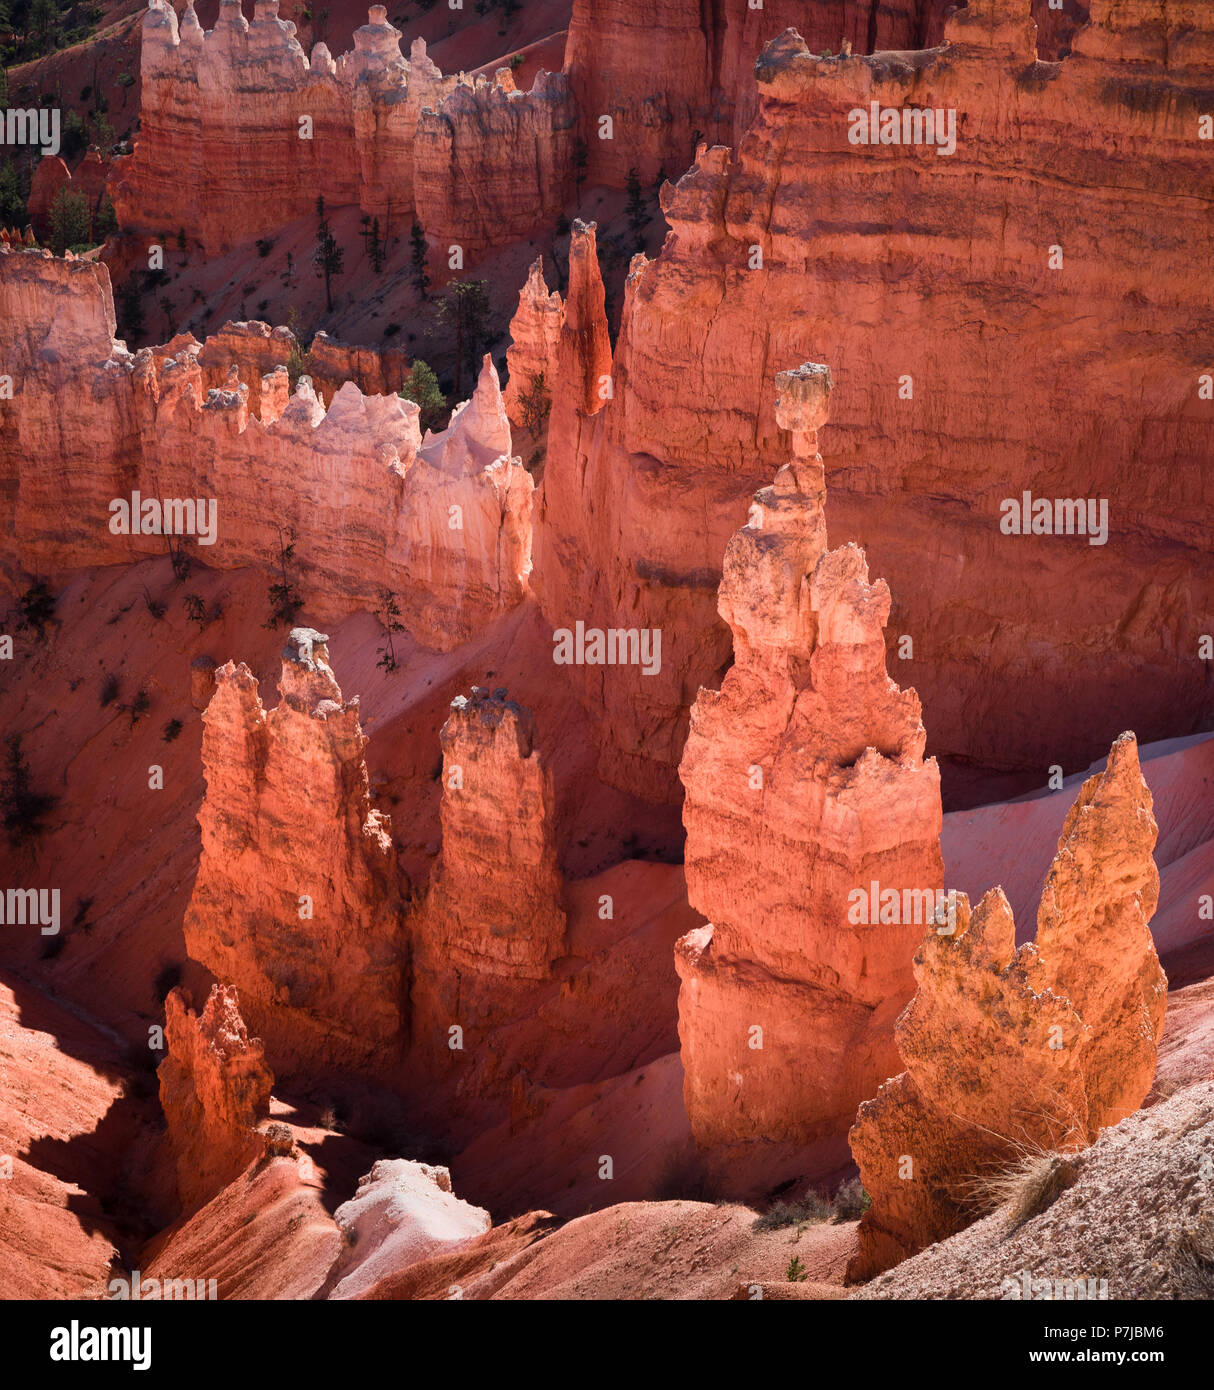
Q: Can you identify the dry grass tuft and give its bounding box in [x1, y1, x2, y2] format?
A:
[966, 1149, 1080, 1227]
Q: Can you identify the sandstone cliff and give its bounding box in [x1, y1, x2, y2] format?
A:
[158, 983, 274, 1213]
[0, 249, 534, 650]
[563, 0, 962, 189]
[111, 1, 573, 258]
[674, 364, 943, 1182]
[184, 629, 406, 1078]
[848, 732, 1167, 1280]
[532, 5, 1214, 801]
[413, 68, 575, 261]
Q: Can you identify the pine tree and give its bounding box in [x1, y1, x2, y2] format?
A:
[94, 192, 117, 239]
[409, 220, 430, 299]
[375, 589, 406, 672]
[518, 370, 551, 437]
[49, 186, 90, 255]
[435, 279, 490, 399]
[574, 136, 589, 208]
[119, 280, 145, 343]
[399, 359, 447, 435]
[312, 199, 344, 312]
[0, 160, 25, 227]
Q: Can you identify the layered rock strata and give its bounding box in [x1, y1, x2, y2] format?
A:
[848, 731, 1167, 1279]
[534, 3, 1214, 799]
[562, 0, 966, 187]
[0, 249, 533, 649]
[111, 1, 574, 257]
[674, 364, 943, 1175]
[184, 629, 406, 1077]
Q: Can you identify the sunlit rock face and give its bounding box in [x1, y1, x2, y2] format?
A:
[849, 732, 1167, 1279]
[0, 251, 534, 650]
[674, 365, 943, 1184]
[111, 2, 573, 257]
[533, 6, 1214, 802]
[184, 630, 407, 1080]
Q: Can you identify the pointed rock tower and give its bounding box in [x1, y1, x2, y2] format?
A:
[410, 686, 567, 1061]
[158, 983, 274, 1213]
[674, 364, 944, 1182]
[184, 629, 406, 1079]
[503, 256, 563, 436]
[848, 732, 1166, 1280]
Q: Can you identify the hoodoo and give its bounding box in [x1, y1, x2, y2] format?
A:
[848, 733, 1167, 1280]
[184, 629, 406, 1079]
[674, 363, 943, 1186]
[158, 984, 274, 1213]
[410, 686, 567, 1061]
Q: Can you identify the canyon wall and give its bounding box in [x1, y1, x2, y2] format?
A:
[848, 731, 1167, 1279]
[534, 2, 1214, 802]
[183, 629, 407, 1079]
[562, 0, 962, 189]
[110, 0, 574, 257]
[109, 0, 1069, 255]
[674, 364, 943, 1182]
[194, 322, 410, 409]
[0, 248, 534, 650]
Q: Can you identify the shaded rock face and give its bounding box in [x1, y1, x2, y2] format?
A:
[0, 251, 533, 650]
[411, 686, 567, 1055]
[27, 152, 117, 241]
[111, 1, 573, 256]
[413, 71, 576, 260]
[184, 321, 407, 413]
[536, 6, 1214, 801]
[562, 0, 965, 188]
[184, 630, 406, 1079]
[674, 365, 943, 1180]
[848, 732, 1167, 1280]
[158, 984, 274, 1213]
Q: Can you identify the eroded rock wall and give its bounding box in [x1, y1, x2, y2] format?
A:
[536, 4, 1214, 800]
[0, 248, 533, 650]
[158, 984, 274, 1212]
[110, 1, 573, 257]
[411, 686, 567, 1060]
